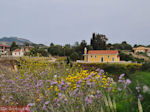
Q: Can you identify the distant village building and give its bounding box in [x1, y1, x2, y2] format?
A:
[133, 46, 150, 54]
[0, 44, 10, 55]
[84, 48, 120, 63]
[12, 46, 33, 57]
[23, 46, 33, 53]
[12, 49, 25, 57]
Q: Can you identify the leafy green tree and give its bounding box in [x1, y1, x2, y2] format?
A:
[70, 52, 79, 61]
[10, 41, 19, 51]
[121, 41, 132, 50]
[50, 43, 54, 47]
[29, 47, 39, 56]
[91, 33, 108, 50]
[30, 47, 49, 57]
[107, 43, 113, 50]
[48, 45, 64, 56]
[80, 40, 87, 54]
[48, 40, 92, 61]
[38, 48, 49, 57]
[63, 44, 73, 56]
[119, 52, 144, 63]
[119, 52, 134, 61]
[111, 41, 132, 50]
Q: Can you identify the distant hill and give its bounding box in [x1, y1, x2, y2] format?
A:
[0, 37, 34, 45]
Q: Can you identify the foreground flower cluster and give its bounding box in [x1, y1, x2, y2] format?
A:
[49, 70, 114, 92]
[0, 58, 144, 112]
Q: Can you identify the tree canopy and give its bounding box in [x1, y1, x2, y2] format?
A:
[10, 41, 19, 51]
[90, 33, 108, 50]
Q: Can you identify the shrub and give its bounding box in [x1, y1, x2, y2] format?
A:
[119, 52, 145, 63]
[141, 62, 150, 71]
[77, 63, 142, 75]
[70, 52, 80, 61]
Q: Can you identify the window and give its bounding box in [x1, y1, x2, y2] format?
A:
[95, 55, 96, 58]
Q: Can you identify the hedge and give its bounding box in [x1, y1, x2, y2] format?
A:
[76, 63, 142, 75]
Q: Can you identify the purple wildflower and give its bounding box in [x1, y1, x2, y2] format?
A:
[100, 69, 105, 73]
[53, 98, 59, 103]
[58, 82, 69, 91]
[77, 80, 82, 84]
[35, 80, 43, 87]
[42, 105, 47, 110]
[76, 84, 81, 88]
[51, 81, 58, 85]
[45, 101, 50, 105]
[119, 74, 125, 79]
[58, 93, 62, 97]
[125, 79, 132, 85]
[27, 103, 35, 107]
[85, 95, 94, 104]
[95, 90, 102, 98]
[61, 81, 65, 85]
[138, 94, 144, 101]
[118, 79, 125, 83]
[98, 73, 103, 76]
[86, 81, 92, 86]
[96, 68, 101, 72]
[85, 75, 92, 80]
[107, 87, 112, 91]
[91, 73, 96, 76]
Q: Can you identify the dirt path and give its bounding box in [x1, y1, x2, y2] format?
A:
[0, 58, 18, 71]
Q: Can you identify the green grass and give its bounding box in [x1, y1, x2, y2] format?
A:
[130, 71, 150, 86]
[129, 71, 150, 112]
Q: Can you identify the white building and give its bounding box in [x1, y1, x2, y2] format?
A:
[133, 47, 150, 53]
[0, 44, 10, 56]
[12, 49, 25, 57]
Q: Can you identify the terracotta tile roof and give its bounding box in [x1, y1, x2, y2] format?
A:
[0, 44, 10, 47]
[13, 49, 22, 52]
[88, 50, 119, 54]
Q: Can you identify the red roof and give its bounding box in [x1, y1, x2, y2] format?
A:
[0, 44, 10, 47]
[88, 50, 119, 54]
[13, 49, 22, 52]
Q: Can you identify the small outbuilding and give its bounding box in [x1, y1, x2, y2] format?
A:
[12, 49, 25, 57]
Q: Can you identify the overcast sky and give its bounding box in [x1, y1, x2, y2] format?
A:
[0, 0, 150, 45]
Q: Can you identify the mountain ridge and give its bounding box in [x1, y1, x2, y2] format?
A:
[0, 37, 34, 45]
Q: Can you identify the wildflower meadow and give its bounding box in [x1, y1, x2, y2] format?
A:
[0, 57, 149, 112]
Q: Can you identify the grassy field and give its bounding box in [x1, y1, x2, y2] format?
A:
[129, 71, 150, 112]
[0, 57, 149, 112]
[130, 71, 150, 87]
